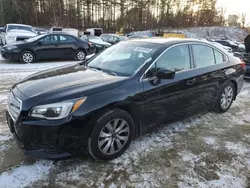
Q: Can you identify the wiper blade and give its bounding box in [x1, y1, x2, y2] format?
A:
[88, 66, 102, 71]
[105, 71, 117, 76]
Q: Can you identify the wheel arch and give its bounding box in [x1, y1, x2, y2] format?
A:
[86, 102, 142, 140]
[230, 79, 238, 100]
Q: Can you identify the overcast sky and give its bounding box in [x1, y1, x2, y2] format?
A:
[216, 0, 250, 26]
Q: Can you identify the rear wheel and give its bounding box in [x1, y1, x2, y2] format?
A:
[75, 50, 86, 61]
[20, 51, 35, 63]
[88, 109, 134, 161]
[214, 82, 235, 113]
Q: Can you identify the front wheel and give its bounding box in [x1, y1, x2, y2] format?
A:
[75, 50, 86, 61]
[88, 109, 134, 161]
[214, 82, 235, 113]
[20, 51, 35, 63]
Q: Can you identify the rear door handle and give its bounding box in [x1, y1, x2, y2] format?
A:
[186, 78, 197, 85]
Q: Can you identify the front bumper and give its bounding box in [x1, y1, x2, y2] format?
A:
[1, 48, 20, 61]
[6, 110, 90, 159]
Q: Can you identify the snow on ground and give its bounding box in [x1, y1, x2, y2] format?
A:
[168, 26, 249, 41]
[0, 58, 250, 187]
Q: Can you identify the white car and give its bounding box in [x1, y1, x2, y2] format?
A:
[0, 24, 37, 45]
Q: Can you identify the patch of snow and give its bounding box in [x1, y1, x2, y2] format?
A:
[225, 142, 250, 155]
[168, 26, 248, 41]
[178, 174, 246, 188]
[179, 151, 198, 162]
[0, 135, 12, 142]
[203, 137, 216, 145]
[0, 160, 53, 188]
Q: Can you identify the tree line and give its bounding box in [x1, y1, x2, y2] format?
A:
[0, 0, 227, 32]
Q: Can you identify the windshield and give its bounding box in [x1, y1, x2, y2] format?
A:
[119, 36, 128, 41]
[7, 25, 33, 32]
[26, 34, 46, 42]
[87, 41, 159, 76]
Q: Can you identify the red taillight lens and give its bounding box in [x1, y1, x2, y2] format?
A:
[240, 59, 246, 70]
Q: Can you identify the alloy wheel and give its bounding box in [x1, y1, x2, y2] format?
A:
[98, 118, 130, 155]
[77, 51, 86, 60]
[22, 53, 34, 63]
[220, 85, 234, 110]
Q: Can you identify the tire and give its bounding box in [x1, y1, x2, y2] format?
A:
[88, 109, 134, 161]
[75, 50, 86, 61]
[214, 82, 235, 113]
[20, 51, 35, 63]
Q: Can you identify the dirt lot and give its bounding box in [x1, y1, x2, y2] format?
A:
[0, 60, 250, 188]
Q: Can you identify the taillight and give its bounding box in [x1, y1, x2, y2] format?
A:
[240, 59, 246, 70]
[88, 42, 92, 47]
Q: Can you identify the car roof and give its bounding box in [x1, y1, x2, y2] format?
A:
[101, 33, 118, 37]
[128, 37, 204, 45]
[7, 23, 32, 27]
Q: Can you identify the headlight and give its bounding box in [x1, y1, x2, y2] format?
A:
[6, 35, 16, 41]
[29, 98, 87, 120]
[7, 46, 18, 50]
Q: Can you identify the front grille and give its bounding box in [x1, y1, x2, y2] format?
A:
[7, 92, 22, 121]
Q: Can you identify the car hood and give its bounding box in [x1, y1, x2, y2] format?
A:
[15, 64, 126, 99]
[7, 29, 37, 37]
[90, 39, 111, 46]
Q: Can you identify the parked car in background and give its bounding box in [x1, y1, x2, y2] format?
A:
[1, 33, 94, 63]
[211, 42, 233, 53]
[6, 38, 245, 160]
[34, 28, 49, 35]
[80, 35, 111, 53]
[215, 40, 238, 51]
[100, 34, 127, 45]
[0, 24, 37, 45]
[50, 27, 79, 37]
[86, 28, 103, 36]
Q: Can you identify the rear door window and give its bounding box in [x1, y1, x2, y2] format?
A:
[59, 35, 77, 43]
[214, 49, 226, 64]
[192, 44, 215, 68]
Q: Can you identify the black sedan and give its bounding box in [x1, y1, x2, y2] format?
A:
[80, 35, 111, 53]
[6, 38, 245, 160]
[100, 34, 127, 45]
[1, 33, 95, 63]
[215, 40, 238, 51]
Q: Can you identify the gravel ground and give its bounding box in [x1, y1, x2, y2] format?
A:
[0, 59, 250, 188]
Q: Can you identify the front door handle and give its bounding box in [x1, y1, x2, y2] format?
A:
[186, 78, 197, 85]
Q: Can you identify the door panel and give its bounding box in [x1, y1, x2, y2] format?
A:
[34, 35, 60, 60]
[142, 70, 198, 128]
[58, 35, 77, 58]
[141, 44, 199, 129]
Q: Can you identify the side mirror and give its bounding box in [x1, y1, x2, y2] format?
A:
[37, 41, 42, 45]
[157, 68, 175, 79]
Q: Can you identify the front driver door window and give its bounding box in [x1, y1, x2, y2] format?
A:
[142, 44, 199, 129]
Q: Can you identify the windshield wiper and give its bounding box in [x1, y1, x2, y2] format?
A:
[88, 66, 117, 76]
[105, 71, 117, 76]
[88, 66, 102, 71]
